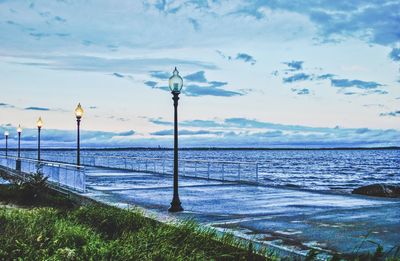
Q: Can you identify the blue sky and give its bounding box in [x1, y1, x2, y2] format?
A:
[0, 0, 399, 148]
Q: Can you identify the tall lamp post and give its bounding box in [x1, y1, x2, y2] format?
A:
[36, 117, 43, 161]
[168, 67, 184, 212]
[16, 125, 22, 171]
[17, 125, 22, 158]
[4, 131, 9, 157]
[75, 103, 84, 166]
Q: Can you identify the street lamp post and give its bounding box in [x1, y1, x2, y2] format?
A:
[75, 103, 84, 166]
[17, 125, 22, 158]
[4, 131, 9, 157]
[16, 125, 22, 171]
[36, 117, 43, 161]
[168, 67, 184, 212]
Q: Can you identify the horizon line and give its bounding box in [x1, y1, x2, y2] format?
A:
[1, 146, 399, 151]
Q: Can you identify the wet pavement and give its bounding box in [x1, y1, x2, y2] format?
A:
[84, 168, 400, 258]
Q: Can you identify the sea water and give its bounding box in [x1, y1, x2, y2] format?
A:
[12, 149, 400, 192]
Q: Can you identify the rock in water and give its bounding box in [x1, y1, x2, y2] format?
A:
[352, 184, 400, 198]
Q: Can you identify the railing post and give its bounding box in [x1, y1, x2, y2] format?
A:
[256, 163, 259, 183]
[222, 163, 225, 181]
[57, 167, 60, 186]
[83, 168, 86, 192]
[207, 162, 210, 180]
[183, 161, 186, 176]
[124, 158, 127, 169]
[73, 167, 77, 190]
[145, 160, 148, 172]
[238, 163, 241, 181]
[194, 162, 197, 177]
[162, 159, 165, 174]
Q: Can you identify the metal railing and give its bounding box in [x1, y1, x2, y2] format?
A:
[0, 155, 86, 193]
[5, 153, 261, 184]
[79, 155, 260, 184]
[1, 151, 261, 184]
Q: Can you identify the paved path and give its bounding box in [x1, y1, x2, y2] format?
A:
[84, 168, 400, 258]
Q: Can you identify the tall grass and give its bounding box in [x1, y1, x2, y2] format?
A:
[0, 183, 270, 260]
[0, 206, 270, 260]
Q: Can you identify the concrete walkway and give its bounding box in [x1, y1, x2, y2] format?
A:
[84, 168, 400, 258]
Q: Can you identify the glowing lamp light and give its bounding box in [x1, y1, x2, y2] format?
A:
[4, 131, 9, 137]
[36, 117, 43, 128]
[168, 67, 183, 93]
[17, 125, 22, 133]
[75, 103, 84, 119]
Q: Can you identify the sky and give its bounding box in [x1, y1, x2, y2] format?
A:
[0, 0, 399, 148]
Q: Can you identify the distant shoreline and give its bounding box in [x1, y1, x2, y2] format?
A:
[2, 146, 399, 151]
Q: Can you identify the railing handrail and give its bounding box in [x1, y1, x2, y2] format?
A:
[79, 154, 259, 165]
[1, 153, 260, 166]
[0, 155, 85, 170]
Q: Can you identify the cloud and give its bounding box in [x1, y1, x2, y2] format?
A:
[271, 70, 279, 77]
[8, 54, 217, 73]
[389, 48, 400, 62]
[150, 129, 221, 136]
[146, 70, 240, 97]
[188, 18, 200, 31]
[110, 72, 133, 80]
[145, 117, 400, 147]
[316, 73, 335, 80]
[0, 103, 15, 108]
[38, 11, 51, 18]
[363, 104, 384, 108]
[368, 90, 388, 95]
[149, 118, 224, 128]
[29, 32, 51, 40]
[380, 111, 400, 117]
[181, 119, 222, 128]
[184, 84, 244, 97]
[330, 79, 383, 89]
[24, 106, 50, 111]
[291, 88, 310, 95]
[112, 72, 124, 78]
[235, 53, 256, 65]
[153, 0, 167, 12]
[184, 71, 207, 83]
[283, 73, 311, 83]
[54, 16, 66, 23]
[208, 81, 228, 88]
[276, 61, 385, 96]
[342, 91, 358, 96]
[223, 117, 339, 132]
[148, 117, 172, 126]
[2, 116, 398, 147]
[285, 61, 303, 70]
[250, 1, 400, 46]
[0, 126, 137, 147]
[116, 130, 135, 136]
[216, 50, 232, 60]
[149, 71, 170, 80]
[144, 81, 158, 88]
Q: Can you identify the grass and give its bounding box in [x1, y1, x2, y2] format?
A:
[0, 182, 272, 260]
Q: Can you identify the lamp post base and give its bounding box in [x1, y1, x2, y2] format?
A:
[16, 159, 21, 172]
[168, 198, 183, 212]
